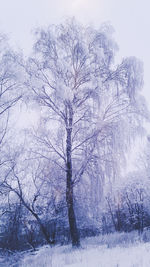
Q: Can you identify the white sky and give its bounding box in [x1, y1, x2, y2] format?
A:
[0, 0, 150, 128]
[0, 0, 149, 98]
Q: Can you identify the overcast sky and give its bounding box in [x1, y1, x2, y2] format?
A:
[0, 0, 149, 171]
[0, 0, 150, 132]
[0, 0, 149, 99]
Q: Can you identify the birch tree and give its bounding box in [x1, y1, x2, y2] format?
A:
[26, 19, 146, 247]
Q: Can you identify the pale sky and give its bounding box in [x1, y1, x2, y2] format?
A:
[0, 0, 150, 129]
[0, 0, 149, 100]
[0, 0, 149, 97]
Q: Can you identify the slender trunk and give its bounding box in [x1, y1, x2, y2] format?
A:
[15, 192, 52, 245]
[33, 213, 51, 245]
[106, 197, 117, 231]
[66, 105, 80, 247]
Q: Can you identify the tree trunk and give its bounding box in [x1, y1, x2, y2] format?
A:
[33, 213, 52, 245]
[66, 106, 80, 247]
[15, 191, 52, 245]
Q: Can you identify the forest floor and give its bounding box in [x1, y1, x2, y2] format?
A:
[1, 231, 150, 267]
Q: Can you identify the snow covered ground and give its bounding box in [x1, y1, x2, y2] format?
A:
[19, 233, 150, 267]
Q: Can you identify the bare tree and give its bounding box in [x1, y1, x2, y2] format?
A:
[2, 151, 59, 246]
[25, 19, 146, 247]
[0, 35, 22, 183]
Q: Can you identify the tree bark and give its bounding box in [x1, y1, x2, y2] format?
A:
[66, 105, 80, 247]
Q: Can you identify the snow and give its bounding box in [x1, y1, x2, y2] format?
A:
[19, 234, 150, 267]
